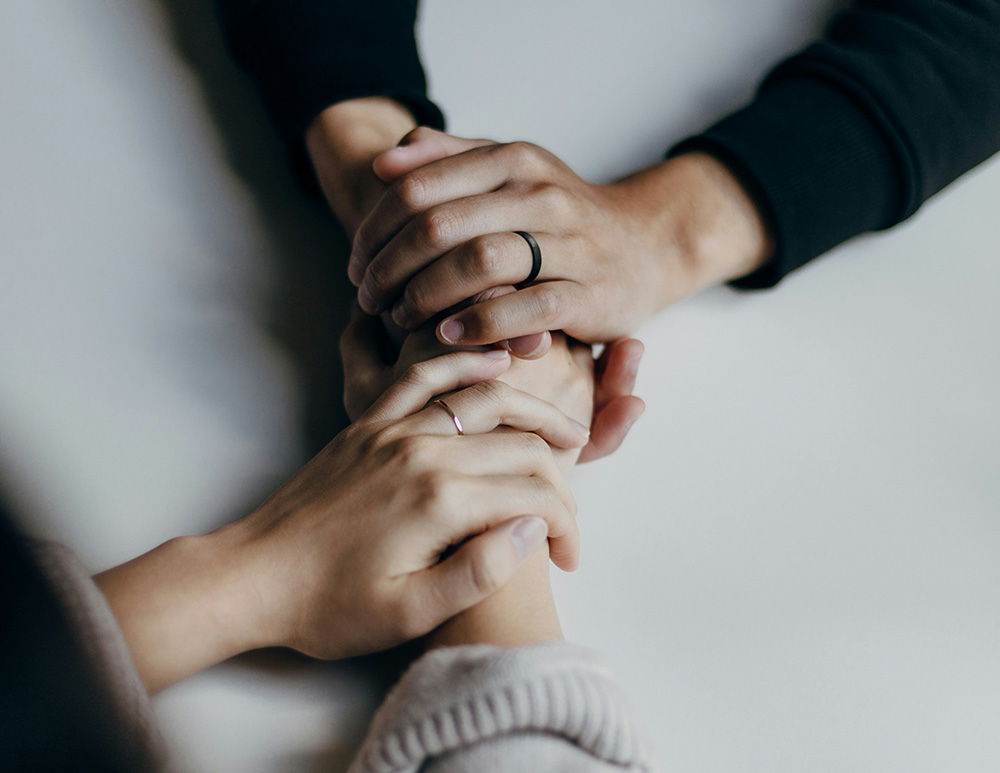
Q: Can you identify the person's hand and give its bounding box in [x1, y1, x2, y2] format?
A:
[97, 349, 588, 692]
[341, 312, 645, 464]
[348, 128, 773, 356]
[306, 101, 484, 239]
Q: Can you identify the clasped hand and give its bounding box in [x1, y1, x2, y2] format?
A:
[348, 128, 673, 358]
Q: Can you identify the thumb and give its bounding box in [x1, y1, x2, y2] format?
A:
[416, 516, 548, 623]
[373, 127, 495, 183]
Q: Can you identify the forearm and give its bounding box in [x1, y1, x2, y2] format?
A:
[94, 524, 265, 695]
[616, 151, 774, 307]
[305, 97, 417, 238]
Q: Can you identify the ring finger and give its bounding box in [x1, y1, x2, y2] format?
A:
[390, 231, 557, 330]
[398, 379, 589, 449]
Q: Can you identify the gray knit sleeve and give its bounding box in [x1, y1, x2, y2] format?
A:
[349, 641, 658, 772]
[28, 541, 165, 765]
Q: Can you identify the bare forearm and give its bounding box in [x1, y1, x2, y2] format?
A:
[94, 524, 264, 695]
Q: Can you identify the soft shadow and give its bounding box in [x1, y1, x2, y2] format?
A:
[149, 1, 392, 767]
[151, 0, 357, 455]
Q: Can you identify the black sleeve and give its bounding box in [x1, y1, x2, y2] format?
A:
[213, 0, 445, 144]
[672, 0, 1000, 289]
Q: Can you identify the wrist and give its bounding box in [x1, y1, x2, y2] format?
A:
[95, 526, 267, 694]
[427, 544, 563, 651]
[616, 151, 774, 307]
[305, 97, 418, 237]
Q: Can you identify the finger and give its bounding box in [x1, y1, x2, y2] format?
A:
[389, 232, 558, 329]
[437, 281, 586, 347]
[338, 313, 394, 421]
[424, 474, 579, 571]
[593, 338, 644, 412]
[504, 331, 552, 360]
[373, 128, 494, 183]
[359, 188, 555, 313]
[413, 516, 549, 625]
[365, 350, 511, 423]
[577, 395, 645, 464]
[352, 143, 521, 285]
[421, 431, 576, 514]
[401, 378, 590, 450]
[352, 141, 552, 288]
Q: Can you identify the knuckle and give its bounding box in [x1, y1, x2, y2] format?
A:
[413, 470, 452, 511]
[395, 173, 431, 212]
[404, 279, 433, 316]
[365, 258, 392, 296]
[471, 378, 508, 408]
[533, 181, 572, 219]
[418, 208, 461, 250]
[505, 141, 546, 174]
[531, 285, 562, 325]
[464, 303, 506, 342]
[391, 434, 430, 468]
[399, 360, 433, 390]
[366, 424, 400, 454]
[521, 430, 550, 458]
[468, 235, 504, 277]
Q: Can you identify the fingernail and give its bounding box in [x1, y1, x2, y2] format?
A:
[391, 302, 412, 329]
[439, 318, 464, 344]
[483, 349, 509, 359]
[358, 284, 378, 314]
[348, 252, 364, 285]
[509, 332, 546, 358]
[571, 419, 590, 438]
[511, 517, 547, 560]
[627, 355, 641, 377]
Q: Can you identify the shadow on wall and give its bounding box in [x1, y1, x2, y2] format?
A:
[151, 0, 358, 455]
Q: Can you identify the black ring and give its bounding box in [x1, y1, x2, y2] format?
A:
[513, 231, 542, 287]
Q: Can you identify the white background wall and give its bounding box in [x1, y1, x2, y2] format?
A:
[1, 0, 998, 770]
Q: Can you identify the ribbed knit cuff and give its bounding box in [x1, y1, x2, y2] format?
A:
[226, 0, 445, 144]
[671, 74, 901, 289]
[349, 642, 656, 772]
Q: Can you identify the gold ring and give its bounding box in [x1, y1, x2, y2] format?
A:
[433, 399, 464, 435]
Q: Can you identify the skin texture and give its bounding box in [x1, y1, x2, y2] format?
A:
[348, 128, 774, 356]
[307, 101, 644, 461]
[97, 350, 590, 693]
[339, 313, 597, 650]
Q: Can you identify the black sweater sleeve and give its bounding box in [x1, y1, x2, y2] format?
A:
[213, 0, 444, 144]
[673, 0, 1000, 289]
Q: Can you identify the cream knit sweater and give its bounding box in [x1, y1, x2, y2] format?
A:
[36, 542, 658, 771]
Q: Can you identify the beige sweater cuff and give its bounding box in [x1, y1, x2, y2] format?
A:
[350, 641, 658, 772]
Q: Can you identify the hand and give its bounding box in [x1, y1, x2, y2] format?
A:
[341, 312, 645, 464]
[306, 101, 483, 239]
[349, 128, 773, 354]
[98, 349, 588, 692]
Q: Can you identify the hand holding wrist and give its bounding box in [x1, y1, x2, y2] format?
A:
[349, 132, 774, 352]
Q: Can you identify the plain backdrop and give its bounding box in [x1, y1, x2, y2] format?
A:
[1, 0, 998, 770]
